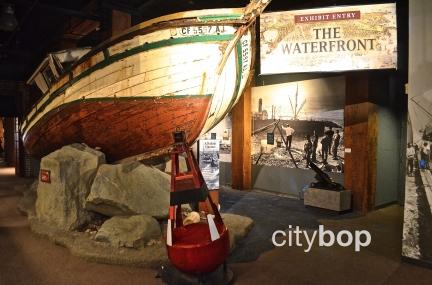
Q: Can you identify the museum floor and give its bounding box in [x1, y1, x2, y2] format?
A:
[1, 165, 432, 285]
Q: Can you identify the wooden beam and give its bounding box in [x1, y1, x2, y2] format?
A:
[111, 10, 131, 37]
[231, 83, 252, 190]
[344, 73, 378, 213]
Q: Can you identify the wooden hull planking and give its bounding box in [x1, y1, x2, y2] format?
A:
[24, 96, 211, 162]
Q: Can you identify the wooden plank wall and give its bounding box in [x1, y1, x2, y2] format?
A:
[231, 84, 252, 190]
[344, 72, 378, 213]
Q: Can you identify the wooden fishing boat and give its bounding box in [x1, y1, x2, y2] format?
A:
[21, 0, 270, 162]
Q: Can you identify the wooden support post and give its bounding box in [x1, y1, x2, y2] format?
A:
[111, 10, 131, 37]
[344, 73, 378, 213]
[231, 85, 252, 190]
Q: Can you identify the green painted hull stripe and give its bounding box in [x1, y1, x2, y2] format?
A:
[81, 94, 211, 102]
[23, 33, 234, 133]
[24, 94, 212, 134]
[76, 34, 234, 86]
[198, 14, 243, 22]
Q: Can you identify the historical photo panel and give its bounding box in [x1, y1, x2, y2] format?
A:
[251, 76, 345, 173]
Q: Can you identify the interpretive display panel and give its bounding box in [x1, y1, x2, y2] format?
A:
[201, 115, 232, 163]
[260, 3, 397, 74]
[251, 76, 345, 173]
[199, 139, 220, 190]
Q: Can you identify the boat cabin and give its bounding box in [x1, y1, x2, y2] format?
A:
[26, 47, 91, 94]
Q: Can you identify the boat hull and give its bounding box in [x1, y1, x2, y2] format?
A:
[21, 8, 254, 161]
[23, 96, 211, 161]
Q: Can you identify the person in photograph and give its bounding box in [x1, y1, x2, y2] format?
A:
[427, 142, 431, 169]
[412, 143, 419, 171]
[420, 142, 429, 170]
[406, 143, 415, 176]
[424, 142, 430, 169]
[312, 130, 319, 162]
[321, 135, 330, 162]
[282, 124, 295, 151]
[430, 143, 432, 169]
[332, 130, 341, 160]
[304, 134, 312, 168]
[325, 127, 335, 154]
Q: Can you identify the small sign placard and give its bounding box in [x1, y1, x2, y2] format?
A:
[211, 133, 217, 140]
[267, 133, 275, 145]
[40, 169, 51, 183]
[199, 140, 220, 190]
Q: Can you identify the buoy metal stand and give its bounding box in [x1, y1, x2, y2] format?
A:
[165, 130, 231, 280]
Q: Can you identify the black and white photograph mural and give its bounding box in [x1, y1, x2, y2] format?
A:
[251, 76, 345, 173]
[403, 88, 432, 263]
[402, 1, 432, 264]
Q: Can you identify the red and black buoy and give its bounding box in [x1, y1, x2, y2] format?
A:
[166, 131, 230, 275]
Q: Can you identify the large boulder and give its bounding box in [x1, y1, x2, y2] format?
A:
[95, 215, 162, 248]
[35, 144, 105, 231]
[86, 162, 170, 219]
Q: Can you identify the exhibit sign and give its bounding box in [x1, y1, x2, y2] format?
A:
[40, 169, 51, 183]
[260, 3, 397, 74]
[267, 133, 275, 145]
[199, 140, 220, 190]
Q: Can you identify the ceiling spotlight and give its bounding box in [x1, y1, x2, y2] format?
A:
[0, 3, 18, 32]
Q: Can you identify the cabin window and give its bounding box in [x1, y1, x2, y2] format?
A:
[42, 67, 55, 87]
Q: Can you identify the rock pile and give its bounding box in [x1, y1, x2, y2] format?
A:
[35, 144, 105, 231]
[24, 143, 254, 267]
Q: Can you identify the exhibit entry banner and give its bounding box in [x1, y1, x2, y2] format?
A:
[251, 76, 345, 174]
[402, 0, 432, 266]
[260, 3, 397, 74]
[199, 140, 220, 190]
